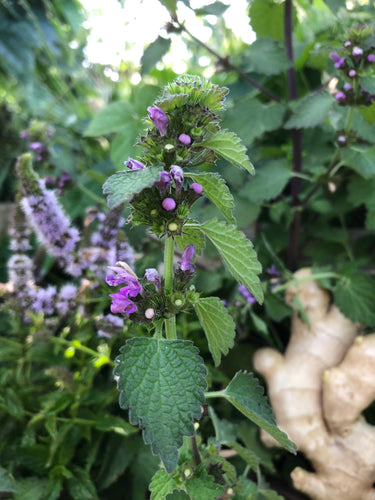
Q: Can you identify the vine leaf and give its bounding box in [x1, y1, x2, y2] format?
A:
[103, 166, 163, 208]
[185, 172, 236, 224]
[114, 338, 207, 473]
[222, 371, 297, 453]
[199, 130, 255, 174]
[196, 219, 263, 303]
[194, 297, 236, 366]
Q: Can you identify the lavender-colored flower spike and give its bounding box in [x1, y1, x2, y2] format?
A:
[96, 313, 124, 338]
[239, 284, 257, 304]
[56, 284, 77, 315]
[8, 254, 34, 288]
[31, 285, 57, 315]
[91, 205, 125, 250]
[148, 106, 169, 136]
[125, 158, 145, 170]
[170, 165, 184, 191]
[16, 154, 80, 273]
[178, 133, 191, 145]
[178, 244, 196, 272]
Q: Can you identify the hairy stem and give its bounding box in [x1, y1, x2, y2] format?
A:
[164, 236, 177, 340]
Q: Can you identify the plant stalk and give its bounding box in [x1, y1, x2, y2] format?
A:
[164, 236, 177, 340]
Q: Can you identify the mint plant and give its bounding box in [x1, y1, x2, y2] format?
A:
[103, 75, 296, 494]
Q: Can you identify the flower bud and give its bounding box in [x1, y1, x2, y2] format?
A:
[145, 308, 155, 320]
[367, 54, 375, 63]
[178, 133, 191, 145]
[191, 183, 203, 194]
[167, 222, 179, 232]
[125, 158, 145, 170]
[162, 198, 176, 211]
[348, 69, 357, 78]
[147, 106, 169, 136]
[335, 91, 346, 102]
[352, 47, 363, 58]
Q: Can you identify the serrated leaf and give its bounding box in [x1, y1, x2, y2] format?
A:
[341, 146, 375, 179]
[360, 74, 375, 94]
[175, 225, 206, 256]
[247, 37, 292, 76]
[224, 441, 260, 473]
[284, 92, 333, 129]
[149, 469, 181, 500]
[84, 101, 136, 136]
[199, 130, 254, 173]
[114, 338, 207, 472]
[103, 166, 163, 208]
[238, 160, 291, 203]
[194, 297, 236, 366]
[197, 219, 263, 303]
[185, 172, 235, 223]
[222, 371, 297, 453]
[249, 0, 285, 40]
[185, 466, 224, 500]
[141, 37, 171, 76]
[333, 271, 375, 327]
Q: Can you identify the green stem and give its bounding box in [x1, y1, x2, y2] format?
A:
[51, 337, 115, 367]
[344, 105, 355, 133]
[164, 236, 177, 340]
[271, 271, 340, 294]
[205, 390, 226, 399]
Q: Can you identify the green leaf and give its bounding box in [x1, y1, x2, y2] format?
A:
[224, 441, 259, 473]
[199, 130, 254, 174]
[341, 146, 375, 179]
[333, 271, 375, 327]
[238, 160, 291, 203]
[196, 2, 229, 16]
[194, 297, 236, 366]
[66, 467, 99, 500]
[149, 469, 181, 500]
[14, 478, 47, 500]
[110, 121, 144, 167]
[185, 172, 235, 223]
[360, 74, 375, 94]
[185, 466, 224, 500]
[103, 166, 163, 208]
[247, 37, 291, 76]
[141, 37, 171, 76]
[175, 225, 206, 256]
[197, 219, 263, 303]
[114, 338, 207, 472]
[158, 0, 177, 14]
[249, 0, 285, 40]
[0, 466, 16, 493]
[208, 407, 237, 443]
[222, 371, 297, 453]
[84, 101, 136, 136]
[284, 92, 333, 129]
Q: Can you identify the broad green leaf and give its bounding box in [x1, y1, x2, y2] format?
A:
[110, 121, 144, 167]
[15, 478, 47, 500]
[185, 466, 224, 500]
[196, 2, 229, 16]
[175, 225, 206, 256]
[341, 146, 375, 179]
[238, 160, 291, 203]
[0, 466, 16, 493]
[284, 92, 333, 129]
[158, 0, 177, 14]
[249, 0, 285, 40]
[194, 296, 236, 366]
[84, 101, 136, 136]
[66, 467, 99, 500]
[141, 37, 171, 76]
[114, 338, 207, 472]
[333, 271, 375, 327]
[185, 172, 235, 223]
[199, 130, 254, 174]
[247, 37, 291, 76]
[103, 165, 163, 208]
[222, 371, 297, 453]
[224, 441, 259, 473]
[197, 219, 263, 303]
[149, 469, 181, 500]
[360, 75, 375, 94]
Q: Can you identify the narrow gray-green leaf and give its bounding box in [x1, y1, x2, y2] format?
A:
[185, 172, 235, 223]
[196, 219, 263, 303]
[284, 92, 333, 129]
[223, 371, 297, 454]
[194, 296, 236, 366]
[199, 130, 254, 174]
[114, 338, 207, 473]
[103, 166, 163, 208]
[84, 101, 136, 137]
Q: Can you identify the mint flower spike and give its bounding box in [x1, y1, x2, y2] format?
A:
[147, 106, 169, 136]
[178, 244, 196, 272]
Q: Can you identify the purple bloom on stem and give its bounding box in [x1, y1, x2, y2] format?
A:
[56, 284, 77, 315]
[348, 69, 356, 78]
[170, 165, 184, 190]
[335, 91, 346, 102]
[145, 268, 161, 289]
[352, 47, 363, 58]
[191, 183, 203, 194]
[178, 244, 196, 273]
[367, 54, 375, 63]
[178, 133, 191, 145]
[106, 266, 142, 297]
[29, 142, 45, 154]
[109, 289, 137, 315]
[32, 285, 57, 315]
[266, 264, 280, 276]
[155, 170, 172, 191]
[148, 106, 169, 136]
[337, 135, 347, 146]
[329, 52, 345, 68]
[238, 284, 257, 304]
[162, 197, 176, 211]
[20, 131, 30, 139]
[125, 158, 145, 170]
[343, 83, 353, 92]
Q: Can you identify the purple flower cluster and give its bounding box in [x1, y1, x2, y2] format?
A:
[56, 284, 78, 315]
[91, 205, 125, 250]
[96, 313, 124, 338]
[7, 254, 34, 288]
[238, 284, 257, 304]
[106, 265, 143, 315]
[8, 203, 32, 253]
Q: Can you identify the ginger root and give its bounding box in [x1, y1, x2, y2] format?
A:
[253, 268, 375, 500]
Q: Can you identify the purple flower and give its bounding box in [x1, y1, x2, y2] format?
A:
[178, 133, 191, 145]
[335, 91, 346, 102]
[56, 284, 77, 315]
[367, 54, 375, 63]
[343, 83, 353, 92]
[162, 198, 176, 211]
[266, 264, 280, 277]
[337, 135, 347, 146]
[148, 106, 169, 136]
[125, 158, 145, 170]
[155, 170, 172, 191]
[329, 52, 345, 68]
[32, 285, 57, 315]
[29, 142, 46, 154]
[352, 47, 363, 58]
[7, 254, 34, 287]
[348, 69, 357, 78]
[109, 289, 137, 315]
[238, 284, 257, 304]
[106, 266, 142, 298]
[145, 268, 161, 290]
[344, 40, 352, 48]
[170, 165, 184, 191]
[91, 205, 124, 250]
[178, 244, 196, 273]
[191, 183, 203, 194]
[20, 131, 30, 139]
[97, 313, 124, 337]
[116, 239, 135, 270]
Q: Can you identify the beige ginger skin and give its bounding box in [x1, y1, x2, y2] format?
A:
[253, 268, 375, 500]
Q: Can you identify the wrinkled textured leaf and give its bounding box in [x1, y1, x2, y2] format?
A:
[185, 466, 224, 499]
[223, 371, 297, 453]
[249, 0, 285, 40]
[333, 271, 375, 327]
[247, 37, 291, 75]
[103, 165, 163, 208]
[194, 296, 236, 366]
[149, 469, 180, 500]
[84, 101, 136, 136]
[141, 37, 171, 76]
[115, 338, 207, 472]
[175, 225, 206, 256]
[197, 219, 263, 303]
[341, 146, 375, 179]
[199, 130, 254, 173]
[185, 172, 235, 223]
[285, 92, 333, 129]
[239, 160, 291, 203]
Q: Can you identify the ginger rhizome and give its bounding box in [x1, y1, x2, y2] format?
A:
[254, 269, 375, 500]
